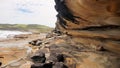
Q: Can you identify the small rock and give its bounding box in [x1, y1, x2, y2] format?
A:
[29, 39, 42, 46]
[31, 52, 46, 63]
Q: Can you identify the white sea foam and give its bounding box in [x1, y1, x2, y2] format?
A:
[0, 30, 32, 39]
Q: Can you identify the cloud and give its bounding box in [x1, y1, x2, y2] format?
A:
[17, 7, 33, 13]
[0, 0, 57, 27]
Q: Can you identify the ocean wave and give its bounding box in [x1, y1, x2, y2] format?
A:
[0, 30, 32, 39]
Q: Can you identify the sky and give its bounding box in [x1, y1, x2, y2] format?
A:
[0, 0, 57, 27]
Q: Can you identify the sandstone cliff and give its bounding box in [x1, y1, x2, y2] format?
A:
[30, 0, 120, 68]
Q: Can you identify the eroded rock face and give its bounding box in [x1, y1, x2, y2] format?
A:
[55, 0, 120, 54]
[30, 0, 120, 68]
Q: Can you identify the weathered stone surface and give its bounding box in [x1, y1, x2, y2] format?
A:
[55, 0, 120, 54]
[30, 0, 120, 68]
[30, 36, 120, 68]
[0, 47, 27, 67]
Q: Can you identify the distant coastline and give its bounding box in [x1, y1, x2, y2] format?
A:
[0, 24, 53, 39]
[0, 24, 53, 33]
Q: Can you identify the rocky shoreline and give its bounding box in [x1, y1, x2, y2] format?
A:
[0, 33, 46, 68]
[26, 0, 120, 68]
[1, 0, 120, 68]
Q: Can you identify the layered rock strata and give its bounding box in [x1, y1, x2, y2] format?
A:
[55, 0, 120, 54]
[30, 0, 120, 68]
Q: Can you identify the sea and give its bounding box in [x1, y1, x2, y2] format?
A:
[0, 30, 32, 39]
[0, 30, 33, 53]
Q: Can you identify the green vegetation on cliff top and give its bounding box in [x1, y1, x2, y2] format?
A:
[0, 24, 53, 33]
